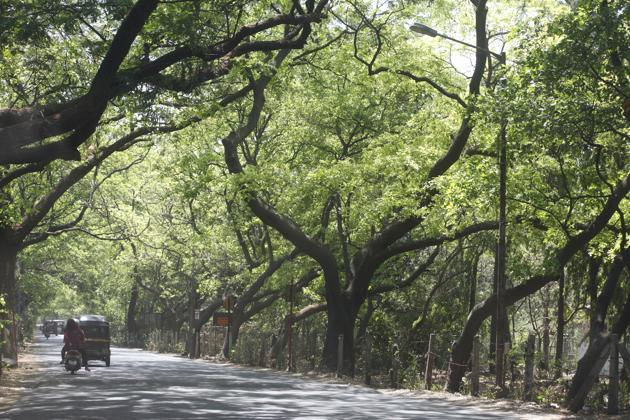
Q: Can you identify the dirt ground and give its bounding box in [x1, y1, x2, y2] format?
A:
[0, 344, 38, 411]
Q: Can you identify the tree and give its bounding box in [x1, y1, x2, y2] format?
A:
[215, 0, 510, 371]
[0, 0, 331, 353]
[446, 0, 630, 391]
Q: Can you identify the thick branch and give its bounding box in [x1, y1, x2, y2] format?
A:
[1, 0, 159, 151]
[0, 8, 323, 164]
[369, 247, 440, 296]
[426, 0, 487, 180]
[13, 118, 198, 242]
[378, 221, 497, 261]
[396, 70, 466, 107]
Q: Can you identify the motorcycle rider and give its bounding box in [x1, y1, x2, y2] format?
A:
[44, 320, 55, 338]
[60, 318, 90, 371]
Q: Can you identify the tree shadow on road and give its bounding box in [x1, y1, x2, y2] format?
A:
[0, 335, 564, 419]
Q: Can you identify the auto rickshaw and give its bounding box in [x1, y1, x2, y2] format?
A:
[78, 315, 111, 367]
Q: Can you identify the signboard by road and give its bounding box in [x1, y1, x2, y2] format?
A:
[213, 312, 231, 327]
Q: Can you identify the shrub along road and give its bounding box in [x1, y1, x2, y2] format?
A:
[0, 333, 569, 419]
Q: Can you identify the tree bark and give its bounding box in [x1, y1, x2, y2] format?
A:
[588, 256, 600, 344]
[322, 295, 357, 373]
[489, 243, 498, 374]
[468, 252, 480, 313]
[566, 246, 630, 410]
[126, 280, 139, 336]
[593, 246, 630, 335]
[126, 243, 141, 337]
[223, 316, 243, 358]
[446, 274, 557, 392]
[0, 237, 18, 308]
[0, 237, 18, 360]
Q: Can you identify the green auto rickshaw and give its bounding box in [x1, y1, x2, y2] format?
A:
[78, 315, 111, 367]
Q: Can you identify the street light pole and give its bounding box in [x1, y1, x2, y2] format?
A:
[410, 21, 508, 390]
[495, 117, 507, 391]
[410, 23, 506, 64]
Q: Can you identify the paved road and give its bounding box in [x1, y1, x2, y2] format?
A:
[0, 333, 566, 419]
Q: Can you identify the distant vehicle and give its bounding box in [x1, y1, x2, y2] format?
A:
[78, 315, 111, 367]
[43, 320, 57, 338]
[53, 320, 65, 334]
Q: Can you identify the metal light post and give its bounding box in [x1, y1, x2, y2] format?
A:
[287, 279, 294, 372]
[410, 21, 508, 389]
[409, 22, 506, 64]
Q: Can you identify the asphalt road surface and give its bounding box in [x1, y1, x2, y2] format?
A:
[0, 333, 567, 419]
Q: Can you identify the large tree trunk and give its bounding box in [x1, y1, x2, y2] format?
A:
[489, 244, 498, 374]
[270, 316, 290, 363]
[222, 315, 243, 358]
[186, 279, 200, 357]
[566, 246, 630, 410]
[322, 295, 357, 374]
[446, 170, 630, 393]
[566, 334, 611, 412]
[587, 256, 600, 344]
[0, 239, 18, 361]
[592, 247, 630, 335]
[126, 244, 140, 340]
[0, 240, 18, 306]
[468, 253, 479, 313]
[0, 255, 17, 307]
[446, 274, 558, 392]
[126, 280, 139, 337]
[567, 293, 630, 411]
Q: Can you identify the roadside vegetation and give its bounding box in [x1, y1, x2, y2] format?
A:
[1, 0, 628, 414]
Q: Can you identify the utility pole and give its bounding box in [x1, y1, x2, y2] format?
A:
[495, 118, 507, 390]
[287, 279, 294, 371]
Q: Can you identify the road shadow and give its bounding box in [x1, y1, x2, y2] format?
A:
[0, 334, 559, 419]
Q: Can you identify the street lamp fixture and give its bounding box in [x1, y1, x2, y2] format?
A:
[410, 22, 506, 64]
[409, 23, 438, 37]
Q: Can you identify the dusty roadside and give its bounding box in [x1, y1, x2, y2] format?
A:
[199, 355, 578, 419]
[0, 344, 38, 411]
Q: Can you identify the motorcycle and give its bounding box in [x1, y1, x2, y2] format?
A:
[43, 321, 55, 339]
[64, 349, 83, 374]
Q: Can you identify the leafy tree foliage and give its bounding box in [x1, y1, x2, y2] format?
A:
[1, 0, 629, 411]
